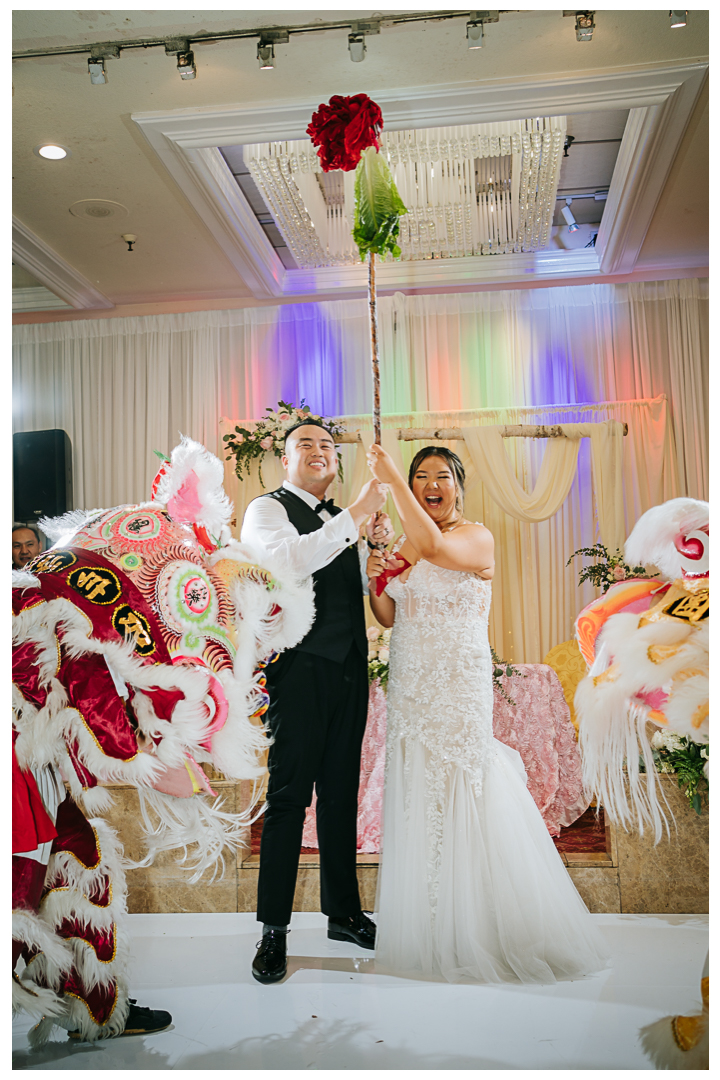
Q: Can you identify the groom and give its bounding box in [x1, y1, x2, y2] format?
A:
[241, 419, 391, 983]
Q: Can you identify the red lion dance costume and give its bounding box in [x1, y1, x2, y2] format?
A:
[12, 437, 313, 1044]
[574, 497, 708, 1069]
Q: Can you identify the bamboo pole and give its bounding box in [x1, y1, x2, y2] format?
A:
[368, 251, 382, 445]
[336, 422, 629, 444]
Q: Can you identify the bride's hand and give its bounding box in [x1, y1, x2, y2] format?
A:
[367, 444, 402, 485]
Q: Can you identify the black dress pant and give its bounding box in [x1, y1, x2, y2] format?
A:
[256, 644, 369, 926]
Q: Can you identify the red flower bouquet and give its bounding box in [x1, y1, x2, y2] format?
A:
[306, 93, 383, 172]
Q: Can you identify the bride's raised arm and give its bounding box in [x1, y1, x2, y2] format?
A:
[366, 444, 494, 579]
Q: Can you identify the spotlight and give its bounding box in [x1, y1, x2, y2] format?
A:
[348, 32, 366, 62]
[669, 10, 687, 27]
[177, 50, 196, 79]
[575, 11, 595, 41]
[257, 41, 275, 69]
[561, 199, 580, 233]
[88, 57, 107, 84]
[466, 21, 484, 49]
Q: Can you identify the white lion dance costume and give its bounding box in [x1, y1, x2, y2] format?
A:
[574, 497, 708, 1069]
[12, 438, 314, 1044]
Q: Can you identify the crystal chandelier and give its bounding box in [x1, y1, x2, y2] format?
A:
[243, 117, 566, 268]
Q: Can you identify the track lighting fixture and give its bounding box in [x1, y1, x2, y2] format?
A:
[574, 12, 595, 41]
[466, 11, 498, 49]
[257, 41, 274, 69]
[256, 30, 288, 70]
[348, 32, 366, 62]
[87, 57, 107, 84]
[165, 38, 196, 80]
[669, 10, 687, 28]
[466, 21, 484, 48]
[176, 50, 196, 79]
[561, 199, 580, 233]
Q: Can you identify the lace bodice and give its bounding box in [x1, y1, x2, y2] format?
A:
[385, 559, 493, 780]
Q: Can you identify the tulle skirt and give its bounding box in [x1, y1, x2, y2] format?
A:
[375, 738, 609, 983]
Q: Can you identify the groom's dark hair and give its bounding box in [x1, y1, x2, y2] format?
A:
[284, 418, 336, 444]
[408, 446, 466, 505]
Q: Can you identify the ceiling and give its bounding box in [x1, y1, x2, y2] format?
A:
[12, 9, 708, 321]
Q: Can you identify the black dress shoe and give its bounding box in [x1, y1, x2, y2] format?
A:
[252, 929, 288, 983]
[68, 999, 172, 1039]
[327, 912, 376, 950]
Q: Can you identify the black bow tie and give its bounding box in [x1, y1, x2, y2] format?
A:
[315, 498, 335, 515]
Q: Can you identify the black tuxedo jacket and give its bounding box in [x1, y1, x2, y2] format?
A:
[266, 487, 367, 663]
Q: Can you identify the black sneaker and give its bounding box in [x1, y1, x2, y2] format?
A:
[327, 912, 376, 949]
[68, 998, 172, 1040]
[252, 929, 289, 984]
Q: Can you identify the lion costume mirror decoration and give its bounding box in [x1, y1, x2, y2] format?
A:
[12, 437, 314, 1043]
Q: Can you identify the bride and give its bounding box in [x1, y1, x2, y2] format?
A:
[366, 443, 608, 983]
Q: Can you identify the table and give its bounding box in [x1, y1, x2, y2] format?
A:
[302, 664, 588, 852]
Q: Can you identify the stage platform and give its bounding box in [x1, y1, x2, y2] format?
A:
[12, 912, 709, 1070]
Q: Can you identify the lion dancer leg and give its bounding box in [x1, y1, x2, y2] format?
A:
[13, 779, 131, 1045]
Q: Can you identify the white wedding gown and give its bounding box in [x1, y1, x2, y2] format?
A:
[375, 559, 609, 983]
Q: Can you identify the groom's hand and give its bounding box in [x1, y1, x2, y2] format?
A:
[349, 479, 388, 527]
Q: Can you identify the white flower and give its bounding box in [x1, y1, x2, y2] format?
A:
[651, 729, 684, 752]
[381, 628, 392, 644]
[367, 626, 380, 641]
[378, 646, 389, 662]
[368, 646, 378, 660]
[700, 747, 708, 759]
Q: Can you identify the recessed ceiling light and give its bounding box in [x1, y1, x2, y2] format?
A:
[34, 144, 70, 160]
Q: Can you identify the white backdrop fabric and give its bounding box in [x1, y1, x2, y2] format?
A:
[13, 278, 707, 661]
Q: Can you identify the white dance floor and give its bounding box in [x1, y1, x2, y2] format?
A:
[12, 911, 707, 1071]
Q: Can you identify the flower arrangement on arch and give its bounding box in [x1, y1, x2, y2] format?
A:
[567, 543, 656, 593]
[222, 399, 346, 487]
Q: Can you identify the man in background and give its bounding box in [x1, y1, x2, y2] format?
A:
[12, 525, 42, 568]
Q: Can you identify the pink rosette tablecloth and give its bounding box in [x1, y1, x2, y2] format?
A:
[302, 664, 588, 850]
[491, 664, 589, 836]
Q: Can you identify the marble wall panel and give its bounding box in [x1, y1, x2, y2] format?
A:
[615, 778, 709, 914]
[103, 776, 707, 917]
[568, 868, 621, 913]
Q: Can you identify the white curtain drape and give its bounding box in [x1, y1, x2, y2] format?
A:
[316, 395, 674, 663]
[14, 279, 706, 661]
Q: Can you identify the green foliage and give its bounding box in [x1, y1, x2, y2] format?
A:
[353, 147, 408, 261]
[567, 542, 656, 593]
[490, 646, 524, 707]
[648, 731, 709, 815]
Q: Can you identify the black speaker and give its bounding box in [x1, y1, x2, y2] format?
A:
[13, 429, 74, 524]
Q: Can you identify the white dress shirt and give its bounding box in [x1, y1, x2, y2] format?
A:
[241, 480, 369, 589]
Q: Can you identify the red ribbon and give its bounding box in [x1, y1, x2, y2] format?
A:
[372, 555, 411, 597]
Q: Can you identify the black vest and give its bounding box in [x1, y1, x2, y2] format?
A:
[266, 487, 367, 663]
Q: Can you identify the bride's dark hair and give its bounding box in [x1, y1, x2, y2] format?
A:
[408, 446, 466, 512]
